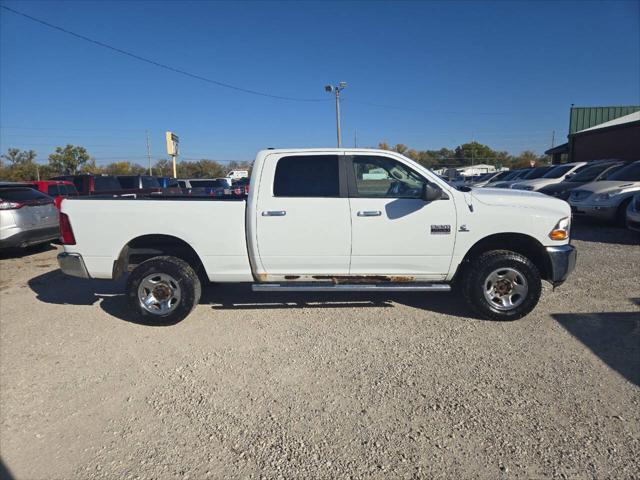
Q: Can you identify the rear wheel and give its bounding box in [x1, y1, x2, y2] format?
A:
[126, 256, 201, 325]
[462, 250, 542, 321]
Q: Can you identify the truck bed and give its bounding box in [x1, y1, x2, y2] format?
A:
[61, 196, 253, 282]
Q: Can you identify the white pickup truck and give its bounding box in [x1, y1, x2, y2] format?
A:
[58, 149, 576, 323]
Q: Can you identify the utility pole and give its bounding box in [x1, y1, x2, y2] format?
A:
[325, 82, 347, 147]
[354, 129, 358, 148]
[551, 130, 555, 148]
[145, 130, 152, 175]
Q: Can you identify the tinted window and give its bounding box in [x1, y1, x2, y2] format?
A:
[62, 184, 79, 196]
[165, 179, 179, 188]
[500, 171, 520, 181]
[572, 163, 618, 182]
[47, 185, 60, 196]
[72, 177, 84, 192]
[352, 156, 425, 198]
[273, 155, 340, 197]
[599, 164, 626, 180]
[543, 165, 573, 179]
[178, 180, 186, 188]
[606, 162, 640, 181]
[94, 176, 122, 191]
[0, 188, 50, 201]
[117, 177, 137, 189]
[523, 166, 554, 179]
[190, 180, 227, 188]
[141, 176, 160, 188]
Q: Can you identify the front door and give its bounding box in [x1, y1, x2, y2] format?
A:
[255, 153, 351, 276]
[347, 154, 456, 279]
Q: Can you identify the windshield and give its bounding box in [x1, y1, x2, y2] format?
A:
[605, 162, 640, 182]
[571, 163, 618, 182]
[500, 170, 522, 181]
[543, 165, 573, 179]
[141, 176, 161, 188]
[523, 166, 554, 179]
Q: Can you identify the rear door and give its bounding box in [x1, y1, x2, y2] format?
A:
[255, 153, 351, 276]
[347, 154, 456, 279]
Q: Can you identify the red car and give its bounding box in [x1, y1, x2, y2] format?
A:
[27, 180, 79, 210]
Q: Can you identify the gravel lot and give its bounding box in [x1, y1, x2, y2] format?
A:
[1, 222, 639, 479]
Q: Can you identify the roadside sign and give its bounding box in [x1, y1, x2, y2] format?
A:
[166, 132, 179, 156]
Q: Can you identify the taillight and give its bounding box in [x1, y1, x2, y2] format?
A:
[0, 200, 24, 210]
[59, 213, 76, 245]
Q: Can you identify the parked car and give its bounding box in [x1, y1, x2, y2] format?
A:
[626, 193, 640, 233]
[538, 161, 627, 200]
[177, 178, 232, 195]
[226, 170, 249, 180]
[57, 148, 576, 324]
[568, 160, 640, 224]
[512, 162, 589, 191]
[157, 177, 180, 188]
[27, 180, 79, 209]
[0, 185, 59, 249]
[470, 170, 511, 187]
[485, 168, 533, 188]
[50, 174, 127, 196]
[115, 175, 162, 193]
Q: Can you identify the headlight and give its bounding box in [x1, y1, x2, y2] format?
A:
[549, 217, 571, 241]
[594, 190, 621, 202]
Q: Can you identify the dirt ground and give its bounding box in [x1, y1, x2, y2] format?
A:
[1, 222, 639, 479]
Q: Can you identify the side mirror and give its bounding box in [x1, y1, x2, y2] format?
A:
[422, 183, 443, 202]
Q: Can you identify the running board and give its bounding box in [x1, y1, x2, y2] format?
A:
[251, 282, 451, 292]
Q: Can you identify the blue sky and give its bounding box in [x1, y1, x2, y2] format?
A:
[1, 0, 639, 165]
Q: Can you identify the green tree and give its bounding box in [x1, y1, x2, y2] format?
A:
[0, 148, 40, 180]
[48, 145, 91, 174]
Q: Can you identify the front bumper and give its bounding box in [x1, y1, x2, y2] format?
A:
[57, 252, 90, 278]
[0, 226, 59, 249]
[546, 244, 577, 286]
[570, 203, 617, 220]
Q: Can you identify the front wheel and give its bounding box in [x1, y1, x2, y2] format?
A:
[126, 256, 201, 325]
[462, 250, 542, 321]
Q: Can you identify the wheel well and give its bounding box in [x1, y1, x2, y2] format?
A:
[113, 234, 206, 281]
[458, 233, 552, 281]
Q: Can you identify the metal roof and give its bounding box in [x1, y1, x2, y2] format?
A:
[569, 106, 640, 134]
[575, 111, 640, 133]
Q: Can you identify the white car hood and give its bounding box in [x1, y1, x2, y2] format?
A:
[572, 180, 640, 194]
[470, 187, 568, 214]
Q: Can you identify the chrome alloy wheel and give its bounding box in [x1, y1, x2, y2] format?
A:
[137, 273, 181, 315]
[483, 267, 528, 311]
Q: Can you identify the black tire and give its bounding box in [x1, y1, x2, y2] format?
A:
[462, 250, 542, 321]
[126, 256, 201, 325]
[614, 198, 632, 227]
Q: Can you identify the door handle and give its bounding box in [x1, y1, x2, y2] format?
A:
[357, 210, 382, 217]
[262, 210, 286, 216]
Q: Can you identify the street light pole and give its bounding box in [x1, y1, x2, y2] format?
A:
[325, 82, 347, 147]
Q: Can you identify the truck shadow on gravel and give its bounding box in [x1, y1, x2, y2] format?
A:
[27, 270, 482, 326]
[552, 305, 640, 387]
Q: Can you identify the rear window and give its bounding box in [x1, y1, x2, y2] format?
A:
[61, 184, 79, 195]
[141, 176, 160, 188]
[47, 185, 60, 196]
[0, 188, 50, 202]
[94, 176, 122, 191]
[274, 155, 340, 197]
[606, 162, 640, 182]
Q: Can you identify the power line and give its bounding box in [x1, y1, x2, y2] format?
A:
[1, 5, 328, 103]
[342, 97, 513, 116]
